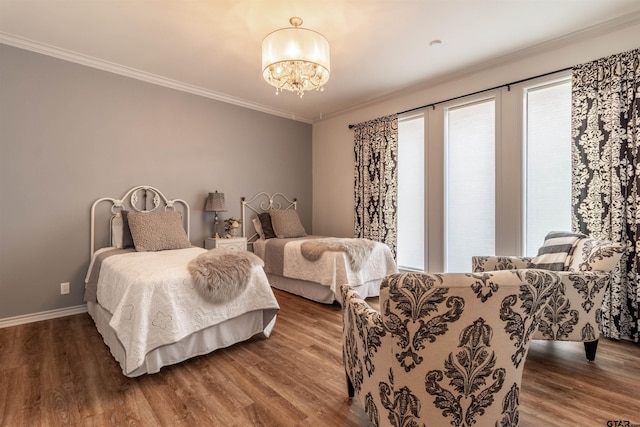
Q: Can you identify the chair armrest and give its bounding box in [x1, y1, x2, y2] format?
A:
[341, 284, 384, 328]
[534, 270, 611, 342]
[341, 284, 387, 398]
[472, 255, 533, 272]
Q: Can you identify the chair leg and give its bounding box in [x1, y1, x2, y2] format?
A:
[584, 339, 599, 361]
[346, 371, 354, 398]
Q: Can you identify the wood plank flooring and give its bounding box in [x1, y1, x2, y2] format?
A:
[1, 288, 639, 426]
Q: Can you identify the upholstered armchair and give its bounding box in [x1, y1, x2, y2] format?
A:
[472, 232, 625, 361]
[341, 270, 559, 427]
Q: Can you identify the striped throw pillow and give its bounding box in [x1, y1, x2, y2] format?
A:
[530, 231, 585, 271]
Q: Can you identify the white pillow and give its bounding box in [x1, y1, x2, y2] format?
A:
[252, 217, 265, 239]
[111, 213, 123, 248]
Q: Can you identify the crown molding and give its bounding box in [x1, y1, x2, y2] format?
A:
[0, 32, 313, 124]
[319, 11, 640, 122]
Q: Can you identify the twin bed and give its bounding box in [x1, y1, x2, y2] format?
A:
[241, 192, 397, 304]
[85, 186, 279, 377]
[85, 186, 396, 377]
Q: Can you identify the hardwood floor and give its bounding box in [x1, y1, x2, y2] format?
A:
[1, 289, 639, 426]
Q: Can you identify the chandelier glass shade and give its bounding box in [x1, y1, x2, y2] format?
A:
[262, 17, 330, 97]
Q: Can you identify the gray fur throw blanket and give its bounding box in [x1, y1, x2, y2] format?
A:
[300, 238, 377, 272]
[187, 249, 264, 304]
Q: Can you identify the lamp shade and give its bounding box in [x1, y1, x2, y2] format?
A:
[205, 192, 226, 212]
[262, 17, 330, 97]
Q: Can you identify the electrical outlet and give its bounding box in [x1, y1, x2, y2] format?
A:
[60, 282, 70, 295]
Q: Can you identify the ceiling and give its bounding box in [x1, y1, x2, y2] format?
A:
[2, 1, 640, 123]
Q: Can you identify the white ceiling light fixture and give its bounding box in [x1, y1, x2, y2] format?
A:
[262, 17, 330, 98]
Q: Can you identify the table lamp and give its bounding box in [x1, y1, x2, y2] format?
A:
[205, 191, 226, 238]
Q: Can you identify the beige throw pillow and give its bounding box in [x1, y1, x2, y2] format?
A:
[127, 211, 191, 252]
[567, 238, 625, 272]
[270, 209, 307, 238]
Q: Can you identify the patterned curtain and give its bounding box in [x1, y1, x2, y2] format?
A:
[572, 48, 640, 342]
[353, 114, 398, 257]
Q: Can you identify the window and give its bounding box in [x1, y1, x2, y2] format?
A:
[445, 99, 496, 272]
[395, 71, 571, 272]
[523, 79, 572, 256]
[397, 115, 425, 271]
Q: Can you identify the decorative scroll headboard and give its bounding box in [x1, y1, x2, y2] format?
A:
[90, 185, 190, 256]
[241, 192, 297, 243]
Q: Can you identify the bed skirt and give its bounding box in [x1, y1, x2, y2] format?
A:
[267, 273, 381, 304]
[87, 302, 278, 377]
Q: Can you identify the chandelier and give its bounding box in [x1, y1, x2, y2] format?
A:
[262, 17, 330, 97]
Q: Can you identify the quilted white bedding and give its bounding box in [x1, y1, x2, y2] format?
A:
[91, 247, 279, 375]
[254, 237, 397, 297]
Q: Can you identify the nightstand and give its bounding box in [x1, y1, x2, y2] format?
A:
[204, 237, 247, 251]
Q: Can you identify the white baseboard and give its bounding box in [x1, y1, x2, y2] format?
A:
[0, 305, 88, 329]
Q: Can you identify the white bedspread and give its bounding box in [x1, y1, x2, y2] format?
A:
[95, 247, 279, 375]
[255, 237, 398, 295]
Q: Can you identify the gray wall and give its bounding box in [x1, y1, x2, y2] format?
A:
[0, 44, 312, 320]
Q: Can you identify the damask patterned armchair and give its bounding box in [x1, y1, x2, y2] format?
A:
[341, 270, 559, 427]
[472, 232, 624, 361]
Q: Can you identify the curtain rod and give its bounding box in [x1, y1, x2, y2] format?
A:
[348, 66, 573, 129]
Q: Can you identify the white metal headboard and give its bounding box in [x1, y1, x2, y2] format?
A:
[90, 185, 191, 256]
[241, 192, 297, 243]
